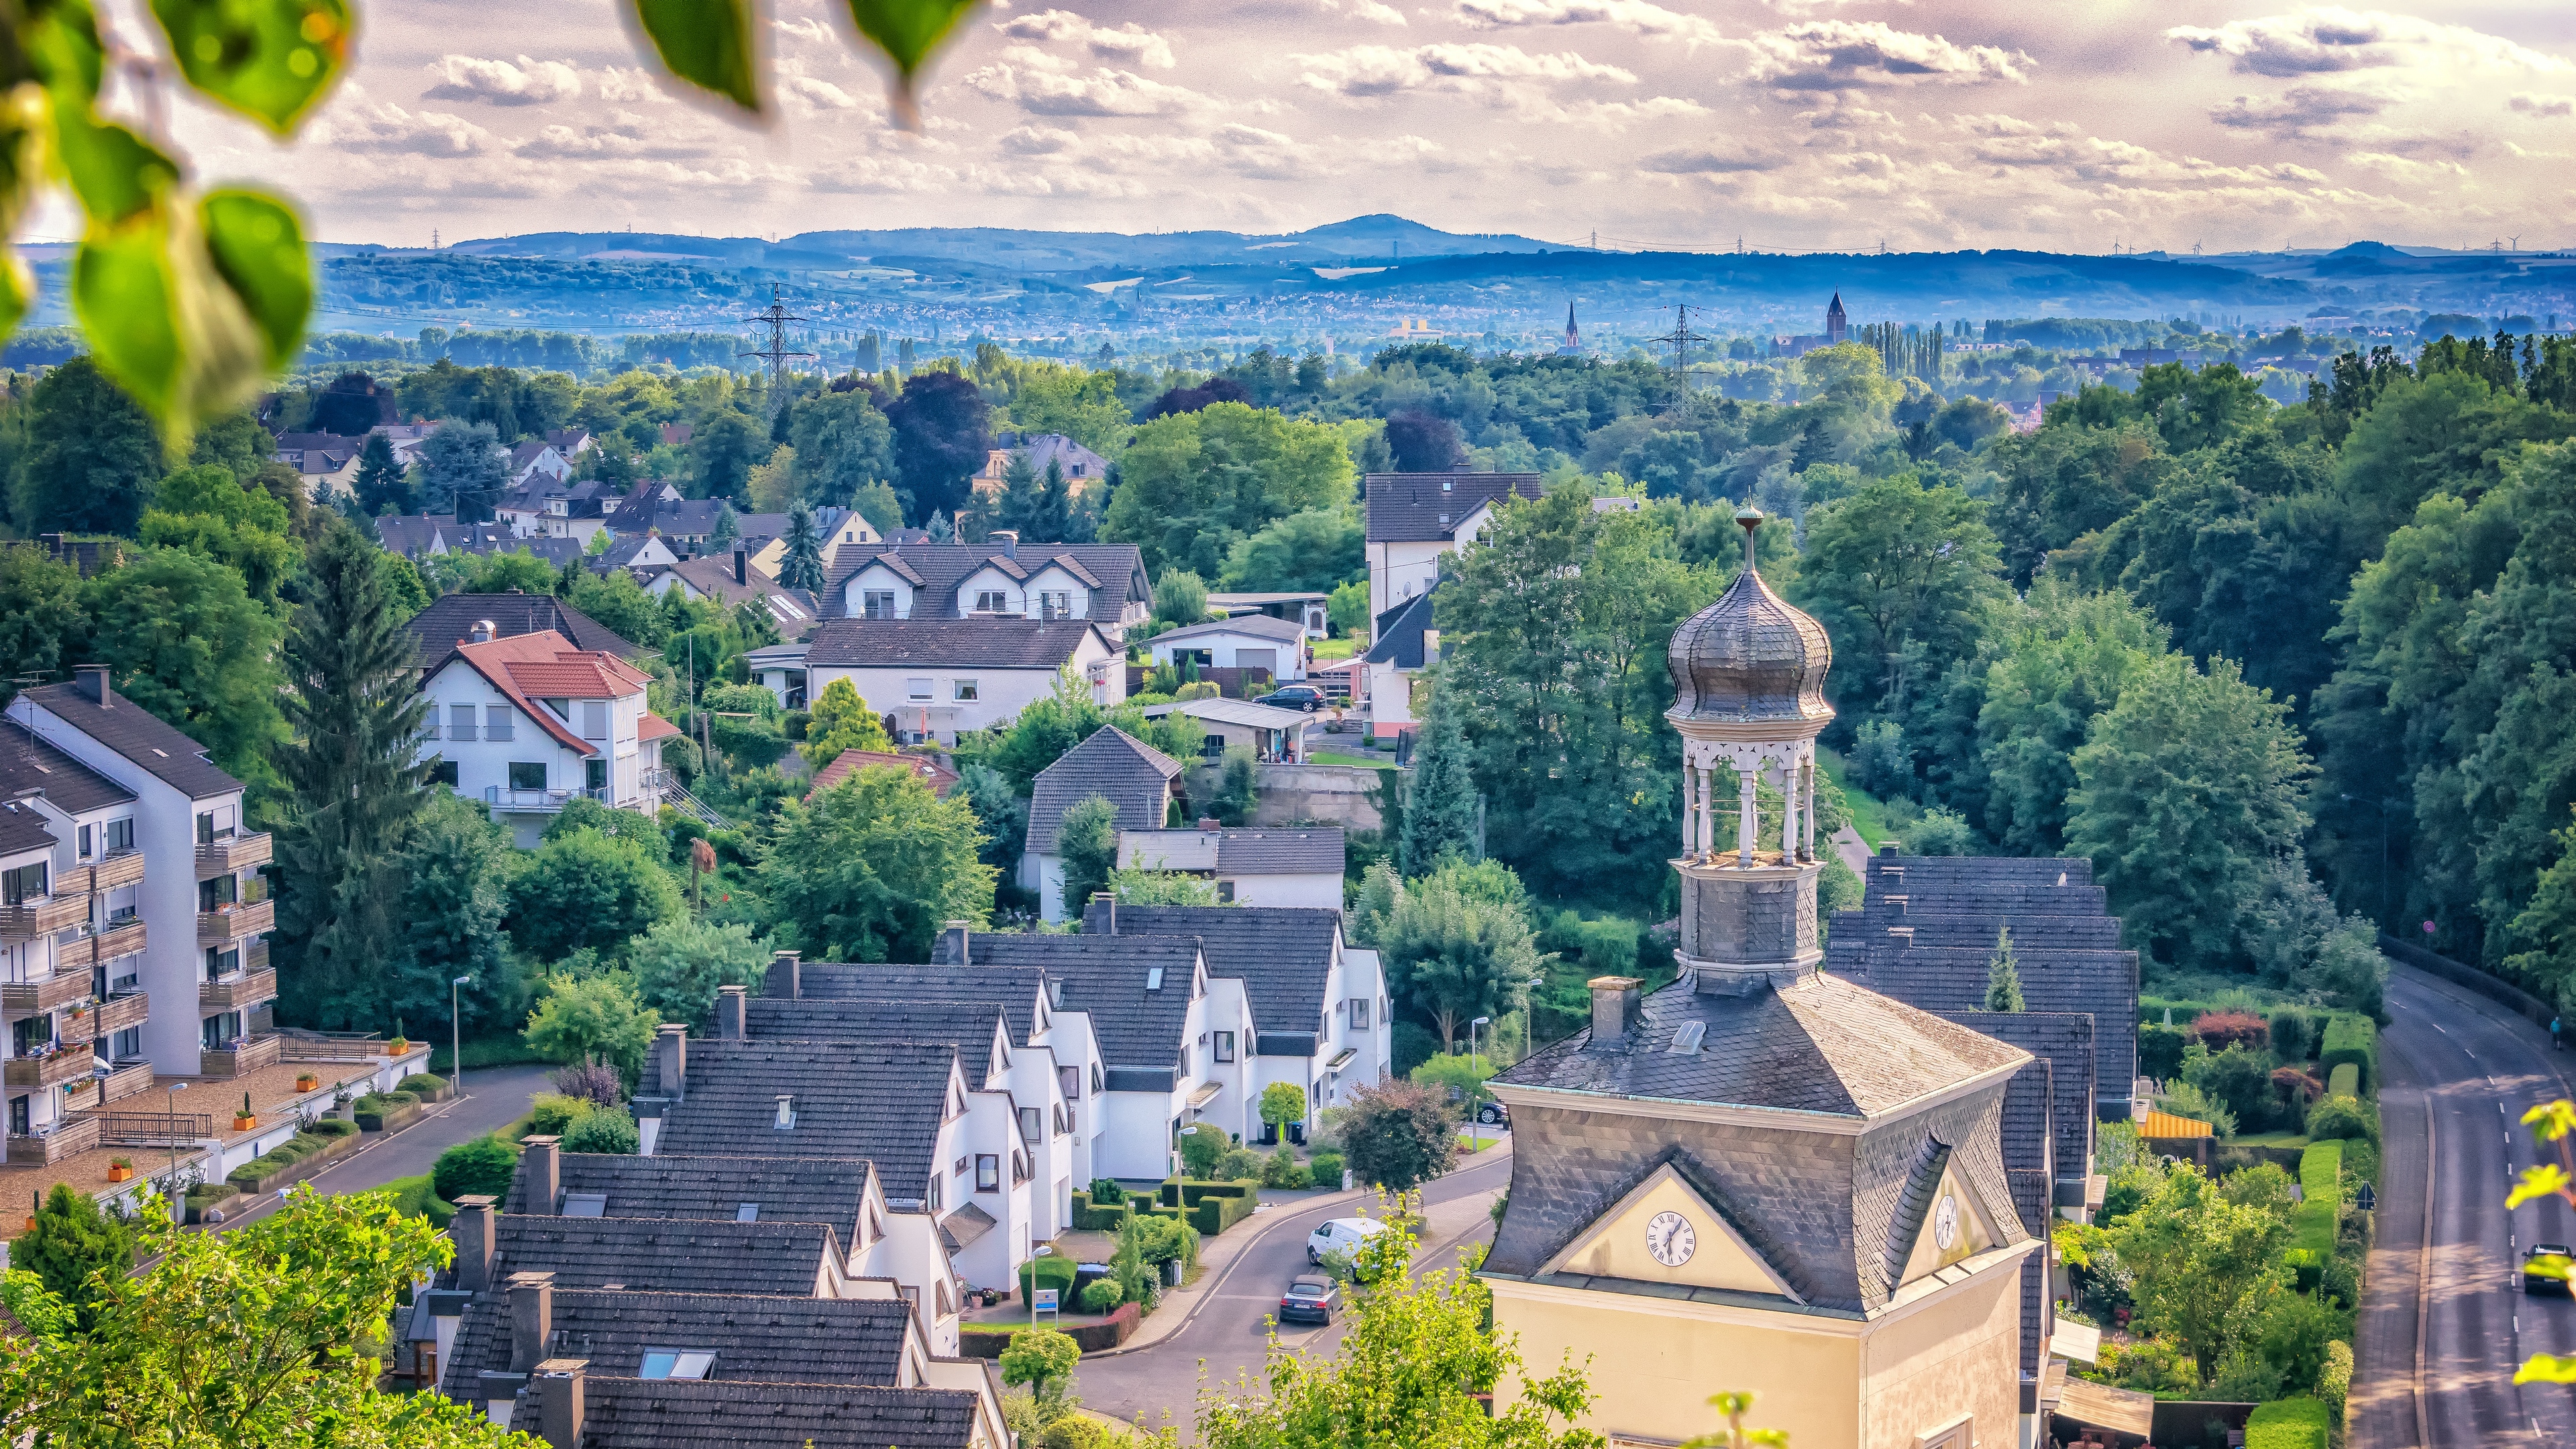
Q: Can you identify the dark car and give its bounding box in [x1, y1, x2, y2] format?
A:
[2527, 1244, 2573, 1294]
[1256, 685, 1328, 712]
[1278, 1275, 1342, 1324]
[1475, 1099, 1509, 1128]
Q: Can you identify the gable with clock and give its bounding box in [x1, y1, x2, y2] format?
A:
[1541, 1163, 1803, 1301]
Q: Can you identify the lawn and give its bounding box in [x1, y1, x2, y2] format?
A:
[1309, 751, 1393, 769]
[1818, 749, 1891, 849]
[1312, 637, 1357, 661]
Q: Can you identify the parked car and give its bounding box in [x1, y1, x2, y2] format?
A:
[1256, 685, 1329, 712]
[2527, 1244, 2572, 1294]
[1277, 1275, 1342, 1324]
[1474, 1099, 1509, 1127]
[1307, 1216, 1389, 1267]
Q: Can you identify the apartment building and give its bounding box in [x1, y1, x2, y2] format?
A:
[416, 630, 679, 847]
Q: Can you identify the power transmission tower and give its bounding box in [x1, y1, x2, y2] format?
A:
[739, 284, 817, 390]
[1650, 303, 1705, 415]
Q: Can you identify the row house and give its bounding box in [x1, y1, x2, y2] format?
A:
[415, 631, 678, 847]
[822, 537, 1150, 633]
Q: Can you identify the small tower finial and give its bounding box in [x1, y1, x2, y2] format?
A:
[1734, 504, 1764, 574]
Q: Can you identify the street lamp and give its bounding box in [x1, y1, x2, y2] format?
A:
[164, 1083, 180, 1226]
[450, 977, 472, 1098]
[1467, 1016, 1491, 1149]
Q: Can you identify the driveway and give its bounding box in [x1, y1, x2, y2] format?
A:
[1071, 1139, 1514, 1436]
[209, 1063, 555, 1230]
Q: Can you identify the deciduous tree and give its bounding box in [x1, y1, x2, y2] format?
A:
[761, 765, 995, 961]
[506, 829, 683, 963]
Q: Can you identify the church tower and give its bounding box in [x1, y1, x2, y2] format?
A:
[1558, 301, 1581, 356]
[1826, 290, 1848, 345]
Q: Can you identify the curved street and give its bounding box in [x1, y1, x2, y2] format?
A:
[2356, 967, 2576, 1448]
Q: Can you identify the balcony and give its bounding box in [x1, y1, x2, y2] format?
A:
[5, 1113, 100, 1166]
[97, 1058, 154, 1106]
[69, 851, 145, 894]
[5, 1048, 93, 1090]
[57, 1006, 95, 1046]
[199, 968, 277, 1014]
[72, 917, 147, 967]
[195, 830, 272, 877]
[197, 898, 274, 945]
[1, 971, 93, 1018]
[0, 895, 88, 938]
[484, 784, 613, 813]
[95, 991, 148, 1036]
[199, 1032, 280, 1080]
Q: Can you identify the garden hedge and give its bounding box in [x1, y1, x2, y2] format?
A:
[1069, 1190, 1135, 1232]
[2245, 1397, 2330, 1449]
[1158, 1177, 1260, 1208]
[959, 1301, 1140, 1356]
[2294, 1142, 2342, 1256]
[1152, 1190, 1258, 1236]
[2326, 1063, 2360, 1099]
[2320, 1015, 2377, 1093]
[1018, 1254, 1077, 1305]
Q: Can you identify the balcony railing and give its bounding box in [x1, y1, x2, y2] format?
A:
[196, 898, 274, 944]
[57, 1006, 96, 1046]
[1, 971, 93, 1018]
[0, 895, 88, 938]
[97, 1059, 154, 1106]
[5, 1048, 94, 1089]
[5, 1113, 101, 1165]
[279, 1033, 386, 1064]
[72, 917, 147, 968]
[70, 851, 145, 894]
[86, 1106, 209, 1143]
[95, 991, 148, 1036]
[484, 784, 612, 812]
[199, 967, 277, 1013]
[199, 1032, 280, 1079]
[195, 830, 272, 877]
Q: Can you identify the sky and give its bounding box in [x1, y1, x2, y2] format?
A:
[110, 0, 2576, 253]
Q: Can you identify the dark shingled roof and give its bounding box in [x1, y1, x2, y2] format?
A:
[789, 962, 1051, 1049]
[15, 678, 239, 800]
[444, 1289, 914, 1395]
[1148, 612, 1307, 647]
[504, 1153, 878, 1242]
[1363, 588, 1437, 668]
[1362, 473, 1544, 542]
[1826, 850, 2138, 1109]
[743, 999, 1011, 1083]
[1083, 903, 1342, 1043]
[1024, 727, 1181, 855]
[803, 617, 1109, 670]
[1932, 1010, 2096, 1200]
[0, 801, 54, 856]
[655, 1040, 959, 1198]
[1218, 828, 1345, 874]
[1497, 973, 2027, 1119]
[0, 719, 135, 813]
[820, 541, 1147, 619]
[945, 933, 1200, 1074]
[523, 1375, 981, 1449]
[489, 1216, 836, 1296]
[403, 591, 641, 670]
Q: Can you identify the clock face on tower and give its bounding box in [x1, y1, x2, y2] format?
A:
[1644, 1210, 1697, 1267]
[1933, 1194, 1960, 1252]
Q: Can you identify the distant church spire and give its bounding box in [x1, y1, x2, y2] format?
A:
[1557, 300, 1582, 356]
[1825, 291, 1847, 345]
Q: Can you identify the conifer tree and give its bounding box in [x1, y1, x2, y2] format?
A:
[778, 498, 826, 591]
[353, 432, 408, 516]
[1401, 684, 1481, 877]
[1985, 925, 2025, 1012]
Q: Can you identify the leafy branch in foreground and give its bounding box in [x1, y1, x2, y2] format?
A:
[2512, 1100, 2576, 1383]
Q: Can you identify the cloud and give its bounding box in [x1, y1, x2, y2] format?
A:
[996, 10, 1177, 68]
[1291, 42, 1635, 98]
[422, 54, 582, 106]
[2511, 92, 2575, 117]
[1318, 0, 1407, 23]
[1742, 21, 2034, 88]
[2165, 8, 2569, 78]
[782, 70, 865, 112]
[1449, 0, 1724, 49]
[1639, 142, 1783, 173]
[774, 16, 832, 42]
[2209, 85, 2388, 140]
[963, 61, 1219, 115]
[595, 66, 667, 103]
[307, 102, 499, 156]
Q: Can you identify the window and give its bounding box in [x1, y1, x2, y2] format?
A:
[448, 704, 476, 741]
[975, 1154, 1000, 1192]
[105, 818, 132, 854]
[483, 705, 513, 741]
[0, 863, 46, 906]
[507, 762, 547, 792]
[1038, 590, 1072, 619]
[561, 1192, 607, 1217]
[7, 1096, 24, 1136]
[195, 811, 215, 844]
[906, 678, 932, 701]
[1201, 736, 1224, 761]
[1059, 1065, 1079, 1099]
[1217, 880, 1236, 903]
[973, 590, 1009, 613]
[1214, 1030, 1235, 1063]
[11, 1018, 44, 1055]
[109, 1026, 140, 1060]
[198, 875, 235, 912]
[76, 824, 91, 859]
[201, 1012, 241, 1049]
[1351, 998, 1371, 1030]
[863, 590, 897, 619]
[927, 1177, 942, 1211]
[586, 759, 608, 793]
[955, 1156, 969, 1175]
[735, 1202, 760, 1222]
[639, 1350, 716, 1381]
[427, 760, 460, 788]
[953, 679, 979, 702]
[581, 702, 608, 740]
[1020, 1107, 1042, 1142]
[205, 947, 239, 981]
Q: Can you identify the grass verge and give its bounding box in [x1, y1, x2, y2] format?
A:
[1817, 749, 1890, 849]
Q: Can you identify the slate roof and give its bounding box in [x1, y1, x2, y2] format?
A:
[1826, 849, 2138, 1107]
[1364, 588, 1437, 668]
[504, 1152, 878, 1240]
[1024, 727, 1181, 855]
[1218, 828, 1344, 874]
[404, 591, 641, 669]
[668, 556, 820, 626]
[743, 999, 1011, 1083]
[1083, 903, 1342, 1043]
[655, 1040, 959, 1199]
[1148, 613, 1308, 648]
[804, 618, 1109, 671]
[0, 718, 135, 813]
[821, 543, 1148, 619]
[0, 800, 55, 856]
[939, 934, 1200, 1075]
[1932, 1010, 2096, 1196]
[1498, 973, 2026, 1119]
[521, 1375, 979, 1449]
[1362, 472, 1543, 542]
[488, 1216, 836, 1295]
[375, 513, 458, 558]
[615, 498, 733, 538]
[791, 962, 1050, 1048]
[444, 1289, 913, 1395]
[14, 677, 240, 800]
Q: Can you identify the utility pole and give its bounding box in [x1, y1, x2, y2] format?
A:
[1650, 303, 1703, 415]
[739, 284, 816, 390]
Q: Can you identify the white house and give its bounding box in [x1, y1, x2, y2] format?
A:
[1363, 472, 1543, 619]
[1119, 825, 1348, 910]
[1362, 587, 1440, 740]
[1208, 592, 1332, 640]
[1135, 698, 1312, 763]
[415, 629, 678, 847]
[1020, 728, 1181, 923]
[802, 619, 1125, 746]
[823, 541, 1151, 637]
[506, 440, 572, 489]
[1145, 614, 1308, 683]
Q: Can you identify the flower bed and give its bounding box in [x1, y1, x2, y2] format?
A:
[226, 1126, 362, 1195]
[354, 1091, 424, 1133]
[398, 1074, 451, 1104]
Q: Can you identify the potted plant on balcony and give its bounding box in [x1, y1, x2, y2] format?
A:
[294, 1070, 321, 1093]
[105, 1157, 133, 1183]
[232, 1092, 256, 1132]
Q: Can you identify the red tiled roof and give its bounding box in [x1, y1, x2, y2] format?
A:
[637, 714, 681, 743]
[447, 632, 649, 756]
[502, 659, 627, 697]
[809, 749, 959, 798]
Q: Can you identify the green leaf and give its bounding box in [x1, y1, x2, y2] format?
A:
[2509, 1162, 2571, 1210]
[150, 0, 353, 134]
[199, 189, 309, 370]
[72, 220, 184, 419]
[841, 0, 978, 127]
[25, 0, 110, 105]
[0, 250, 29, 341]
[625, 0, 761, 115]
[2522, 1352, 2576, 1384]
[52, 111, 179, 225]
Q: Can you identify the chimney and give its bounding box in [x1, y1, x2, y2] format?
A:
[1588, 976, 1644, 1049]
[533, 1358, 587, 1449]
[521, 1135, 561, 1212]
[733, 548, 747, 586]
[765, 949, 802, 1000]
[993, 529, 1019, 559]
[1092, 891, 1117, 936]
[73, 665, 110, 706]
[654, 1024, 687, 1101]
[717, 985, 749, 1040]
[452, 1195, 498, 1291]
[507, 1271, 555, 1372]
[1196, 817, 1220, 833]
[942, 920, 971, 966]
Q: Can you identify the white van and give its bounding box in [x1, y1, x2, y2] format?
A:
[1307, 1216, 1389, 1266]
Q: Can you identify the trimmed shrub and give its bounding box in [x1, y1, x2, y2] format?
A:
[1018, 1253, 1078, 1305]
[2326, 1063, 2360, 1098]
[2320, 1014, 2377, 1093]
[1087, 1179, 1127, 1208]
[1069, 1190, 1134, 1232]
[2316, 1340, 2353, 1424]
[529, 1093, 596, 1137]
[433, 1136, 519, 1202]
[2267, 1010, 2314, 1063]
[2307, 1094, 2379, 1144]
[2245, 1397, 2330, 1449]
[307, 1118, 358, 1140]
[2293, 1141, 2341, 1256]
[1079, 1278, 1124, 1313]
[398, 1073, 447, 1097]
[560, 1110, 639, 1155]
[1308, 1150, 1344, 1187]
[2192, 1010, 2270, 1051]
[2138, 1023, 2190, 1083]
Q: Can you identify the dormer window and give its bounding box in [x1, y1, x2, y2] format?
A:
[774, 1094, 796, 1129]
[639, 1350, 716, 1381]
[973, 590, 1008, 614]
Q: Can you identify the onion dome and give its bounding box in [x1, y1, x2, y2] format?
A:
[1667, 507, 1833, 727]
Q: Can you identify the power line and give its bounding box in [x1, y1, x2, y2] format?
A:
[1649, 303, 1705, 415]
[739, 284, 817, 388]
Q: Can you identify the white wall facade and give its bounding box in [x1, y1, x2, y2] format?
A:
[809, 643, 1124, 747]
[415, 657, 662, 849]
[1222, 871, 1345, 910]
[1148, 629, 1307, 682]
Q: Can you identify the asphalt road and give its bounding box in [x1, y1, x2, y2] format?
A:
[1072, 1142, 1517, 1434]
[2355, 967, 2576, 1448]
[207, 1063, 554, 1230]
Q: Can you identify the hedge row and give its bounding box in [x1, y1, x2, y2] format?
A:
[2244, 1397, 2330, 1449]
[2293, 1142, 2342, 1257]
[1151, 1191, 1257, 1237]
[958, 1302, 1142, 1356]
[227, 1126, 359, 1193]
[1068, 1190, 1135, 1232]
[2326, 1063, 2360, 1098]
[1159, 1177, 1260, 1209]
[2320, 1015, 2377, 1093]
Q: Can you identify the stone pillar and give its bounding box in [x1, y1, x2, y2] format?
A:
[1802, 758, 1817, 862]
[1678, 764, 1695, 858]
[1695, 767, 1714, 858]
[1736, 766, 1758, 866]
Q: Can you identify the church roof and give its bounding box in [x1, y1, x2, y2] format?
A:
[1665, 511, 1833, 728]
